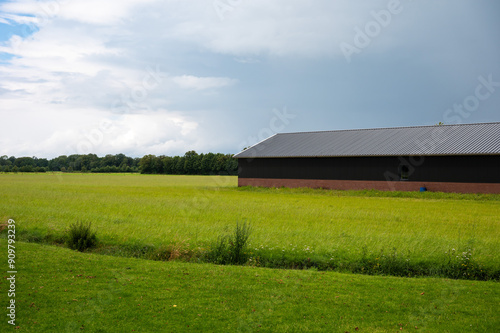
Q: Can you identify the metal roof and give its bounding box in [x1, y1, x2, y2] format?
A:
[233, 122, 500, 158]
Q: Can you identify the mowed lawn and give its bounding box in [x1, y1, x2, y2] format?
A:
[1, 240, 499, 332]
[1, 173, 499, 266]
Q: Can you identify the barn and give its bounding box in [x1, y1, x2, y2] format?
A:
[233, 122, 500, 194]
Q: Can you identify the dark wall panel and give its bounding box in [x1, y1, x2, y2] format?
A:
[238, 155, 500, 183]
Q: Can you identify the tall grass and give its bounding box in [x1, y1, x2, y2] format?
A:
[10, 221, 499, 280]
[66, 221, 98, 251]
[206, 221, 252, 265]
[1, 173, 499, 279]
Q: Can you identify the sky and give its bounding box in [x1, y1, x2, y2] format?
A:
[0, 0, 499, 158]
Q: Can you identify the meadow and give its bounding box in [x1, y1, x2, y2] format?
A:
[1, 173, 499, 278]
[1, 173, 500, 331]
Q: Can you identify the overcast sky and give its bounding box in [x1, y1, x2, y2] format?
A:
[1, 0, 499, 158]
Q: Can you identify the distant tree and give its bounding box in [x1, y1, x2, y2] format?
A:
[139, 155, 156, 174]
[2, 152, 235, 175]
[200, 153, 215, 175]
[175, 156, 185, 174]
[162, 156, 175, 174]
[184, 151, 199, 174]
[101, 154, 117, 168]
[14, 157, 35, 168]
[212, 153, 227, 174]
[154, 156, 165, 174]
[225, 154, 238, 175]
[0, 156, 12, 167]
[50, 155, 69, 171]
[35, 158, 49, 168]
[20, 165, 33, 172]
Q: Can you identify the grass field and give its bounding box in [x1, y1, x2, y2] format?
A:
[1, 173, 499, 331]
[1, 240, 499, 332]
[1, 173, 499, 277]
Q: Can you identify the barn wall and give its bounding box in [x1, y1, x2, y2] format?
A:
[238, 155, 500, 184]
[238, 178, 500, 194]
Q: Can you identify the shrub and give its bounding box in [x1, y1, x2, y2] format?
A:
[66, 221, 98, 252]
[231, 221, 252, 264]
[207, 235, 231, 265]
[207, 221, 252, 265]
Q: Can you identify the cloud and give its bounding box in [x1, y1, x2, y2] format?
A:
[161, 0, 364, 57]
[0, 0, 499, 159]
[0, 100, 199, 158]
[172, 75, 237, 90]
[234, 57, 260, 64]
[0, 13, 37, 25]
[0, 0, 157, 26]
[0, 0, 392, 59]
[91, 110, 199, 156]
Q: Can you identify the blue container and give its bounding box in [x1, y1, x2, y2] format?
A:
[420, 187, 427, 192]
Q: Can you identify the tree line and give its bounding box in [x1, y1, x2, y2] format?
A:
[0, 154, 140, 173]
[0, 151, 238, 175]
[138, 151, 237, 175]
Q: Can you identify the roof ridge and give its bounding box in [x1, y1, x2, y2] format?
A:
[276, 122, 500, 136]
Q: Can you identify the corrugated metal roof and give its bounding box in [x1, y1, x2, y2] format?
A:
[233, 122, 500, 158]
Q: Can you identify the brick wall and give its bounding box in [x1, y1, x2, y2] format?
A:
[238, 178, 500, 194]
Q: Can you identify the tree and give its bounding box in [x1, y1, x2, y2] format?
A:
[154, 156, 165, 174]
[14, 157, 35, 168]
[162, 156, 174, 174]
[0, 156, 12, 167]
[139, 155, 156, 174]
[200, 153, 215, 175]
[212, 153, 226, 174]
[49, 155, 68, 171]
[175, 156, 185, 174]
[225, 154, 238, 175]
[184, 151, 199, 174]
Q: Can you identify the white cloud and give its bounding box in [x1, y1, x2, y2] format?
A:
[0, 99, 199, 157]
[234, 57, 260, 64]
[172, 75, 237, 90]
[0, 13, 38, 25]
[0, 0, 158, 26]
[93, 111, 199, 156]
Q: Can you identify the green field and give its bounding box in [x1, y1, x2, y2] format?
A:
[1, 173, 499, 274]
[1, 173, 499, 331]
[1, 240, 499, 332]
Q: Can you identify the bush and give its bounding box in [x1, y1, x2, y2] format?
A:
[66, 221, 98, 252]
[231, 221, 252, 264]
[207, 221, 252, 265]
